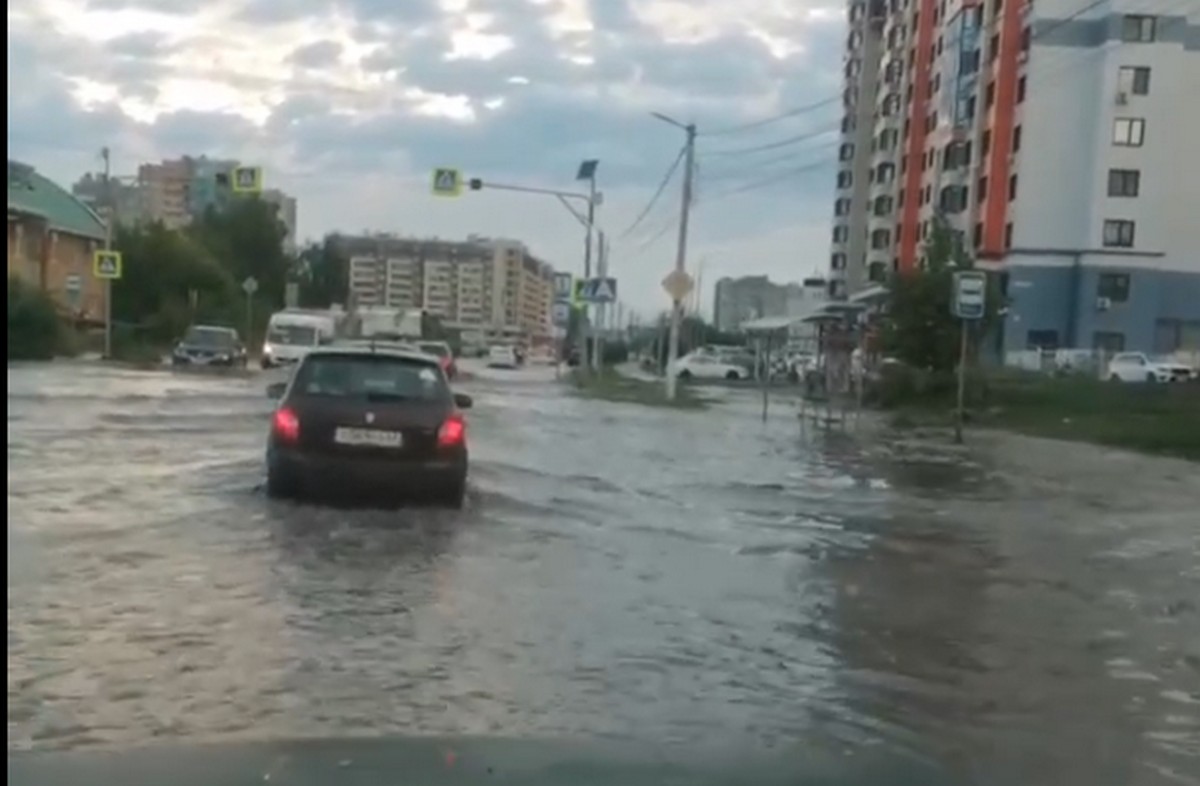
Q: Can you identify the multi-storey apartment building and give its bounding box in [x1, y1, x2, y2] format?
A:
[830, 0, 1200, 356]
[340, 235, 555, 345]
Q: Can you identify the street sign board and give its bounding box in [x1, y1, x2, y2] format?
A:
[952, 271, 987, 320]
[582, 277, 617, 303]
[431, 167, 463, 197]
[551, 302, 571, 327]
[242, 276, 259, 296]
[231, 166, 263, 194]
[553, 272, 574, 302]
[662, 269, 694, 302]
[93, 250, 122, 280]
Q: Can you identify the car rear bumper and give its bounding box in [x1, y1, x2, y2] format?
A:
[268, 447, 466, 499]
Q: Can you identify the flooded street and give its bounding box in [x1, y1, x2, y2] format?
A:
[7, 360, 1200, 784]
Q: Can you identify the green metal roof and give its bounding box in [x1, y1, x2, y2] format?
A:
[7, 160, 106, 240]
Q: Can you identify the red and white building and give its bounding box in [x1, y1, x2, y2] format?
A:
[829, 0, 1200, 357]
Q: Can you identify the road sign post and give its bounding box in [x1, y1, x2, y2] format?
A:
[431, 168, 463, 197]
[951, 271, 987, 444]
[242, 276, 259, 347]
[93, 250, 122, 359]
[231, 166, 263, 194]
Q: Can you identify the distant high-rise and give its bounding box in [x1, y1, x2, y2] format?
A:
[337, 234, 555, 347]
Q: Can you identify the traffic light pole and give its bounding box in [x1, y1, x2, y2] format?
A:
[468, 178, 598, 374]
[101, 146, 113, 360]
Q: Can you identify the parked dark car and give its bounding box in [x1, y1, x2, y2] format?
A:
[171, 325, 247, 368]
[264, 346, 473, 507]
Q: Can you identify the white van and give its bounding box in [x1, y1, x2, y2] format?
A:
[261, 310, 337, 369]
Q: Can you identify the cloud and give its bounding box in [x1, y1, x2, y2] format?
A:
[7, 0, 847, 315]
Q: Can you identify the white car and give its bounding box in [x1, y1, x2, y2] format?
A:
[670, 352, 748, 381]
[487, 345, 520, 369]
[1106, 352, 1195, 383]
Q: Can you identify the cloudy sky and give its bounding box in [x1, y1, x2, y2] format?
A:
[8, 0, 847, 317]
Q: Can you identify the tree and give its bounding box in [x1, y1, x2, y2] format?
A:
[112, 221, 239, 342]
[189, 196, 291, 309]
[881, 219, 1001, 373]
[9, 276, 66, 359]
[297, 234, 349, 308]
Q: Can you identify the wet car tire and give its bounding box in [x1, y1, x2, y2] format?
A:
[678, 369, 692, 380]
[440, 477, 466, 509]
[725, 370, 741, 381]
[265, 468, 299, 500]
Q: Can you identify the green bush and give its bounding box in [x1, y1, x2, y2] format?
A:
[8, 276, 66, 360]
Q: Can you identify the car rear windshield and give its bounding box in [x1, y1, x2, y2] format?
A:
[184, 327, 237, 348]
[293, 354, 449, 401]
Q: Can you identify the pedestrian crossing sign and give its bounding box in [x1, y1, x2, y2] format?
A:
[231, 166, 263, 194]
[93, 249, 122, 280]
[582, 276, 617, 303]
[432, 167, 463, 197]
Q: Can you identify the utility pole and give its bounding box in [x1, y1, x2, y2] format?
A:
[583, 172, 598, 372]
[664, 121, 697, 402]
[101, 146, 114, 360]
[595, 232, 608, 369]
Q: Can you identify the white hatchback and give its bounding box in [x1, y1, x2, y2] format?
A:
[487, 345, 520, 369]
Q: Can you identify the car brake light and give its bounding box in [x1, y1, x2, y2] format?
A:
[437, 413, 466, 447]
[273, 407, 300, 442]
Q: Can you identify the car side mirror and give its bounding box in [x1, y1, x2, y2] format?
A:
[266, 382, 286, 400]
[453, 393, 473, 410]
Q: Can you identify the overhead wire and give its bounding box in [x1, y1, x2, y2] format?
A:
[617, 144, 686, 240]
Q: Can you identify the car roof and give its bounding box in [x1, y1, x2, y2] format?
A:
[304, 344, 441, 367]
[190, 324, 236, 332]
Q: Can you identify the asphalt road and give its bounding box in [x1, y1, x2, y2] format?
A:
[7, 358, 1200, 784]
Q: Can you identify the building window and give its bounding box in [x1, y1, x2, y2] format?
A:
[830, 253, 847, 270]
[1102, 220, 1136, 249]
[1121, 15, 1156, 43]
[1112, 118, 1145, 147]
[833, 225, 850, 243]
[1107, 169, 1140, 197]
[1097, 272, 1131, 302]
[839, 143, 855, 161]
[1012, 125, 1022, 152]
[835, 198, 852, 216]
[1005, 222, 1014, 249]
[1154, 319, 1200, 353]
[1118, 66, 1151, 96]
[868, 261, 889, 282]
[873, 195, 894, 216]
[1092, 332, 1126, 353]
[1008, 174, 1018, 201]
[870, 229, 891, 249]
[1017, 76, 1026, 102]
[837, 170, 853, 188]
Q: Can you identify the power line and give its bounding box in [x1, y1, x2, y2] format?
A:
[702, 122, 841, 158]
[618, 144, 686, 240]
[703, 96, 842, 137]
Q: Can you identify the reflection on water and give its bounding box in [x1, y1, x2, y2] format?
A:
[7, 361, 1200, 783]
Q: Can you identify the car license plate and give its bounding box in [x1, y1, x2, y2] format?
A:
[334, 427, 404, 448]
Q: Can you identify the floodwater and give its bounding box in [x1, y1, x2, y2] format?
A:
[7, 359, 1200, 784]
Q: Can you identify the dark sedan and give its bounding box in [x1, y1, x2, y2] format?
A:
[265, 345, 472, 507]
[171, 325, 248, 368]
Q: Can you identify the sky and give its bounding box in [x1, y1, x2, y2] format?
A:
[8, 0, 848, 318]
